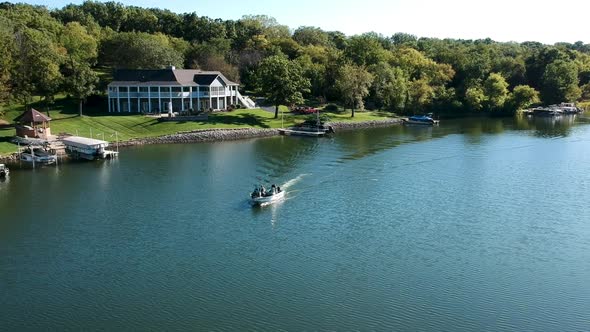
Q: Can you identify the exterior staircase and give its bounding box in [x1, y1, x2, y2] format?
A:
[236, 91, 256, 109]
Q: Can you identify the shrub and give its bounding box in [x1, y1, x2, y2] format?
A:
[323, 104, 339, 111]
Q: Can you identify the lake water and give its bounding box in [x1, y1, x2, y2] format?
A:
[1, 116, 590, 331]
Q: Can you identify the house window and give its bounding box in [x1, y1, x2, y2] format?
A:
[212, 86, 225, 96]
[139, 87, 148, 92]
[161, 87, 170, 93]
[171, 87, 181, 93]
[150, 87, 159, 93]
[118, 86, 128, 92]
[129, 86, 138, 92]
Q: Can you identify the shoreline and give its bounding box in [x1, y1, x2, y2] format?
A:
[0, 118, 402, 163]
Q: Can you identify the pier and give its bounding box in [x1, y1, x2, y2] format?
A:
[62, 136, 119, 160]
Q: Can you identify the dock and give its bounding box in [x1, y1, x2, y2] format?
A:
[62, 136, 119, 160]
[278, 128, 327, 137]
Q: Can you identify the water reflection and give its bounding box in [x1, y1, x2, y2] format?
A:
[334, 126, 408, 161]
[328, 115, 588, 163]
[515, 114, 577, 138]
[0, 174, 9, 186]
[251, 136, 320, 182]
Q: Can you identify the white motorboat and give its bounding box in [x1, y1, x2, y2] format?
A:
[250, 185, 285, 205]
[0, 164, 9, 178]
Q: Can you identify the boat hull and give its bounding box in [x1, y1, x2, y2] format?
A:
[279, 128, 327, 137]
[20, 153, 57, 165]
[250, 190, 285, 205]
[403, 119, 439, 126]
[0, 164, 7, 178]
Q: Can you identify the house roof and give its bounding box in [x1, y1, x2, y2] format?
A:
[62, 136, 108, 148]
[14, 108, 51, 123]
[110, 68, 238, 86]
[194, 74, 218, 85]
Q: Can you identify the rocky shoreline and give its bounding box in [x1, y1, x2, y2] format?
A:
[327, 118, 403, 130]
[117, 127, 281, 147]
[0, 119, 402, 163]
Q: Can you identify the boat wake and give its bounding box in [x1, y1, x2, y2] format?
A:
[282, 173, 309, 189]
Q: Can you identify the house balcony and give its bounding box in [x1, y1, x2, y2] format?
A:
[108, 91, 232, 98]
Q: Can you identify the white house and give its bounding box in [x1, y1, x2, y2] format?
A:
[107, 66, 251, 113]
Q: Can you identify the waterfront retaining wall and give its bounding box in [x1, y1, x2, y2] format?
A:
[1, 119, 403, 162]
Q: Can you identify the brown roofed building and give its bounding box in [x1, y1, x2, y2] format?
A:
[107, 66, 252, 113]
[14, 108, 52, 139]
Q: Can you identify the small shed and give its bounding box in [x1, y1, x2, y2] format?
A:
[14, 108, 52, 139]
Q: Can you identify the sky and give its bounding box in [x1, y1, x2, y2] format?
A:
[17, 0, 590, 44]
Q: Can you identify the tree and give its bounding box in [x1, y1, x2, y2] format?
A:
[407, 78, 435, 113]
[61, 22, 98, 115]
[344, 33, 387, 66]
[336, 63, 373, 117]
[257, 54, 310, 118]
[11, 27, 63, 110]
[525, 47, 570, 90]
[79, 1, 128, 31]
[483, 73, 509, 110]
[241, 15, 290, 40]
[293, 26, 330, 47]
[581, 83, 590, 100]
[0, 16, 13, 107]
[121, 7, 158, 33]
[541, 59, 581, 104]
[295, 54, 326, 98]
[465, 86, 486, 111]
[507, 85, 540, 111]
[391, 32, 417, 48]
[100, 32, 184, 69]
[370, 62, 408, 111]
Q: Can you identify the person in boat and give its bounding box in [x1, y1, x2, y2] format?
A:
[260, 185, 266, 196]
[271, 184, 276, 194]
[276, 186, 281, 193]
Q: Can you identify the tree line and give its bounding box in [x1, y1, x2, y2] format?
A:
[1, 1, 589, 117]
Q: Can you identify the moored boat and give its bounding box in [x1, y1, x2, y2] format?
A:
[279, 108, 334, 137]
[20, 147, 57, 165]
[555, 103, 583, 114]
[250, 184, 285, 205]
[278, 127, 332, 137]
[403, 115, 439, 125]
[533, 107, 562, 117]
[0, 164, 9, 178]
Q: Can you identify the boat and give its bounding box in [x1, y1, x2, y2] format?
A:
[0, 164, 9, 178]
[20, 147, 57, 165]
[555, 103, 583, 114]
[403, 115, 439, 125]
[533, 107, 563, 117]
[250, 184, 285, 206]
[279, 108, 334, 137]
[278, 127, 333, 137]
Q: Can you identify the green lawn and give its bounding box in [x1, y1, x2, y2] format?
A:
[1, 98, 396, 156]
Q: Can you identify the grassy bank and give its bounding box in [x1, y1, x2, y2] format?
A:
[0, 98, 395, 156]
